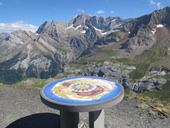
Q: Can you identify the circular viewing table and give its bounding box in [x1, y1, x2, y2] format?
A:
[40, 76, 124, 128]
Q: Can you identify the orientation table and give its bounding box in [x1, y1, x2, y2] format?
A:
[40, 76, 124, 128]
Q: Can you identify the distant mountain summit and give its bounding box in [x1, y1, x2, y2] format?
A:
[121, 6, 170, 56]
[0, 7, 170, 84]
[0, 14, 126, 84]
[81, 6, 170, 58]
[69, 14, 125, 33]
[37, 14, 126, 37]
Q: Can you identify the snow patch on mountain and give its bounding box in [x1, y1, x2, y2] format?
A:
[75, 25, 81, 30]
[81, 30, 86, 34]
[101, 29, 119, 36]
[93, 25, 120, 36]
[85, 26, 88, 29]
[65, 24, 82, 31]
[65, 24, 74, 30]
[151, 29, 156, 34]
[151, 24, 167, 34]
[156, 24, 167, 28]
[93, 26, 102, 32]
[111, 19, 116, 22]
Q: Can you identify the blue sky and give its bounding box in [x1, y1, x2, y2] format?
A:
[0, 0, 169, 33]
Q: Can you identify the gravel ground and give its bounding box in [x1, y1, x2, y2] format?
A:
[0, 87, 170, 128]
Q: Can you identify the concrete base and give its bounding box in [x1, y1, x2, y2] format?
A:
[60, 111, 79, 128]
[89, 110, 104, 128]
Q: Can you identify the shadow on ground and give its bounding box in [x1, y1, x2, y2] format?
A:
[6, 113, 60, 128]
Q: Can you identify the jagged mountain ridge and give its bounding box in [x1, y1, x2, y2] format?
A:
[0, 14, 126, 84]
[1, 6, 170, 84]
[120, 6, 170, 56]
[61, 7, 170, 95]
[81, 6, 170, 58]
[0, 33, 8, 42]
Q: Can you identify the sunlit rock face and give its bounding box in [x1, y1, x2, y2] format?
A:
[0, 14, 126, 84]
[1, 7, 170, 84]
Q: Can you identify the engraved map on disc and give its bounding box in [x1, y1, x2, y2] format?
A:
[52, 77, 117, 101]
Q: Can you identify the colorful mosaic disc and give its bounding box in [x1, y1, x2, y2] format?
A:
[70, 83, 96, 92]
[42, 76, 122, 105]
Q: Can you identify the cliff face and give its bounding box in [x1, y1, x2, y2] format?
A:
[1, 7, 170, 84]
[83, 7, 170, 58]
[120, 6, 170, 56]
[0, 14, 126, 84]
[73, 7, 170, 94]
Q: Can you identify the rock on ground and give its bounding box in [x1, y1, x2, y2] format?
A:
[0, 87, 169, 128]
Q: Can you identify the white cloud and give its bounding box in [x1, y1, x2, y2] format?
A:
[157, 3, 163, 9]
[110, 11, 115, 13]
[150, 0, 156, 5]
[149, 0, 163, 9]
[95, 10, 106, 14]
[0, 2, 2, 6]
[0, 21, 38, 33]
[77, 9, 85, 13]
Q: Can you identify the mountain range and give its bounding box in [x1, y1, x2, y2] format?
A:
[0, 6, 170, 85]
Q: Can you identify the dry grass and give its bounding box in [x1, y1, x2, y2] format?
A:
[160, 116, 166, 119]
[154, 107, 162, 112]
[162, 108, 170, 114]
[149, 110, 155, 115]
[156, 103, 164, 108]
[137, 103, 149, 108]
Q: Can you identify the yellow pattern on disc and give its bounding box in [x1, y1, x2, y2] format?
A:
[76, 84, 90, 89]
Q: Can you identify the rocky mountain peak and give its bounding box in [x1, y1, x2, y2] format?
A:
[0, 11, 151, 84]
[151, 6, 170, 24]
[36, 20, 68, 41]
[36, 14, 126, 40]
[12, 30, 34, 38]
[67, 14, 126, 33]
[99, 16, 105, 23]
[11, 29, 24, 35]
[36, 21, 51, 34]
[69, 14, 91, 27]
[0, 33, 8, 43]
[115, 6, 170, 57]
[5, 30, 35, 43]
[123, 6, 170, 33]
